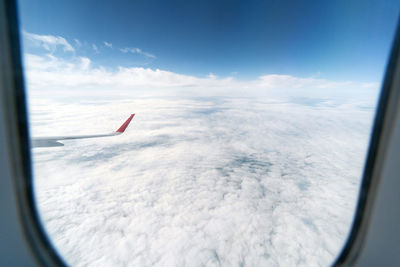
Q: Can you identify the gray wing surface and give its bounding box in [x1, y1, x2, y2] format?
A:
[31, 114, 134, 148]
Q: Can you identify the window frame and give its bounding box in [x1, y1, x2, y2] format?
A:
[0, 0, 66, 266]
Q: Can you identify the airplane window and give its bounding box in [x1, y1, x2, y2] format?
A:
[17, 0, 400, 266]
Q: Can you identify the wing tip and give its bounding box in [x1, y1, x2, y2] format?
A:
[116, 114, 135, 133]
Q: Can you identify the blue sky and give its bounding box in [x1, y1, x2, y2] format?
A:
[18, 0, 399, 83]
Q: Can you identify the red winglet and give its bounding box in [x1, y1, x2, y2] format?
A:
[116, 114, 135, 133]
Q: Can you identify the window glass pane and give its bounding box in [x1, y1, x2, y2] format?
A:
[17, 0, 399, 266]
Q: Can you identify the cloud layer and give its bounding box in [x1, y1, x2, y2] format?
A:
[23, 52, 378, 106]
[30, 95, 374, 266]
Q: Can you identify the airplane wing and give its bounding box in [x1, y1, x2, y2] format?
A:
[31, 114, 135, 148]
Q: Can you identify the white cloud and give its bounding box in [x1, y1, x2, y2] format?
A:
[255, 74, 350, 89]
[23, 52, 378, 105]
[23, 31, 75, 52]
[21, 31, 378, 101]
[22, 32, 377, 102]
[104, 41, 112, 48]
[207, 73, 217, 80]
[92, 44, 99, 53]
[24, 53, 75, 72]
[120, 47, 156, 59]
[30, 95, 374, 266]
[74, 39, 82, 48]
[79, 57, 91, 71]
[23, 53, 235, 91]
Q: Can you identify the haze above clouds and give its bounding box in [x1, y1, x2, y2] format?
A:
[25, 31, 378, 266]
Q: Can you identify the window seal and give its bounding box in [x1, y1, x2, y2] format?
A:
[333, 20, 400, 266]
[1, 0, 66, 266]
